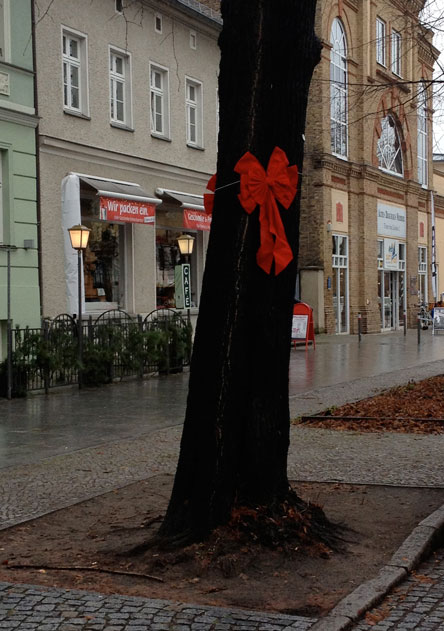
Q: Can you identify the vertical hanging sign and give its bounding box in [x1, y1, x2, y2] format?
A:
[174, 264, 191, 309]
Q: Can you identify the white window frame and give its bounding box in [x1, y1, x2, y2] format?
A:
[330, 18, 348, 159]
[391, 29, 402, 77]
[154, 13, 163, 34]
[109, 47, 132, 128]
[332, 234, 349, 334]
[398, 242, 406, 271]
[61, 27, 89, 116]
[376, 17, 386, 67]
[0, 0, 10, 63]
[185, 77, 203, 148]
[0, 154, 3, 244]
[418, 245, 428, 303]
[377, 114, 404, 176]
[150, 63, 170, 139]
[417, 82, 428, 187]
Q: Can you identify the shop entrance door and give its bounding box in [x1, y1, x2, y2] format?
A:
[380, 271, 404, 330]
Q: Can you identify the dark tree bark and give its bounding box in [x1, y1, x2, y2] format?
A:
[160, 0, 322, 543]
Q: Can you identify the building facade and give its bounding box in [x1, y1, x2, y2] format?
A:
[34, 0, 221, 323]
[299, 0, 439, 333]
[0, 0, 40, 357]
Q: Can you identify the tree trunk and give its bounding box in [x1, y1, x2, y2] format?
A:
[160, 0, 321, 543]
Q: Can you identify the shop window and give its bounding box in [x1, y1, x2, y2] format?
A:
[377, 239, 383, 269]
[62, 27, 89, 115]
[156, 229, 198, 308]
[83, 222, 122, 305]
[398, 242, 406, 271]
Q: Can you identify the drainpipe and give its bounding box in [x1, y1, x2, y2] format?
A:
[31, 0, 43, 323]
[431, 191, 437, 302]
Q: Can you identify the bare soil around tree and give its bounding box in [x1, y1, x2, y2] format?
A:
[2, 375, 444, 618]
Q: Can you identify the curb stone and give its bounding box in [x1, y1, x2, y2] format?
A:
[309, 501, 444, 631]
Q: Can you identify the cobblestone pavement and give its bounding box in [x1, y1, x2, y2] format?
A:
[2, 331, 444, 629]
[0, 582, 314, 631]
[353, 548, 444, 630]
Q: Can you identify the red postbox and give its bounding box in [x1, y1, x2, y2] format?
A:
[291, 302, 315, 350]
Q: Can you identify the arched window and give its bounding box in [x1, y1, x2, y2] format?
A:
[377, 114, 403, 175]
[417, 82, 428, 186]
[330, 18, 348, 158]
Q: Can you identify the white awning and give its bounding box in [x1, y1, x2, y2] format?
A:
[76, 173, 161, 205]
[155, 187, 205, 211]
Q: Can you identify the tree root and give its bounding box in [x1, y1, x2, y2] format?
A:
[5, 563, 164, 583]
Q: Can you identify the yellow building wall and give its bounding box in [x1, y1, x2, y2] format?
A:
[436, 216, 444, 300]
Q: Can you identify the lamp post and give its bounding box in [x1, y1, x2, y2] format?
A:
[177, 233, 195, 325]
[68, 224, 91, 388]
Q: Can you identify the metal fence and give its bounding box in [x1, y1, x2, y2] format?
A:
[0, 308, 192, 397]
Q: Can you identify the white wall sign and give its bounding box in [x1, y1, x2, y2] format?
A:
[377, 203, 406, 238]
[383, 238, 399, 270]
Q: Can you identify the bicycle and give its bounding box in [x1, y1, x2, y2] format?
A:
[418, 303, 433, 330]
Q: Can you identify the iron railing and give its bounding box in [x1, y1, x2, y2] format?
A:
[0, 308, 192, 397]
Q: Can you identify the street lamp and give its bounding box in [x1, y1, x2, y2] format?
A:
[177, 233, 195, 259]
[177, 233, 195, 326]
[68, 224, 91, 388]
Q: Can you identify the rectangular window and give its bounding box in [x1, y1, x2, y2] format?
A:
[186, 78, 203, 148]
[332, 234, 349, 333]
[115, 0, 123, 13]
[376, 18, 386, 66]
[391, 29, 401, 76]
[62, 28, 88, 115]
[418, 87, 428, 186]
[418, 246, 427, 304]
[155, 14, 162, 34]
[109, 48, 132, 127]
[0, 155, 3, 244]
[150, 64, 169, 138]
[0, 0, 9, 62]
[190, 30, 197, 49]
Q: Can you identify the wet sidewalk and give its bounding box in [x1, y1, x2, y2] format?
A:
[2, 329, 444, 629]
[2, 329, 444, 469]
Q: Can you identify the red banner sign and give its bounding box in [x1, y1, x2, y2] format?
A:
[99, 196, 156, 225]
[183, 208, 212, 231]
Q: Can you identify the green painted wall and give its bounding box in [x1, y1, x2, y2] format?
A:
[0, 0, 40, 359]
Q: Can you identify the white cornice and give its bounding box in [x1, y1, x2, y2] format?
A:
[38, 135, 212, 187]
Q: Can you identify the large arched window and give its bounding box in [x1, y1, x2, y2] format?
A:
[417, 82, 428, 186]
[377, 114, 403, 175]
[330, 18, 348, 158]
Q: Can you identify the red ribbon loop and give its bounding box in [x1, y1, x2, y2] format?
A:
[235, 147, 298, 275]
[203, 174, 217, 216]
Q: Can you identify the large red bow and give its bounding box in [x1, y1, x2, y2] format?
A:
[235, 147, 298, 275]
[203, 174, 217, 216]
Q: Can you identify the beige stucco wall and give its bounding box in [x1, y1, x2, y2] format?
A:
[434, 170, 444, 197]
[35, 0, 221, 318]
[436, 215, 444, 300]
